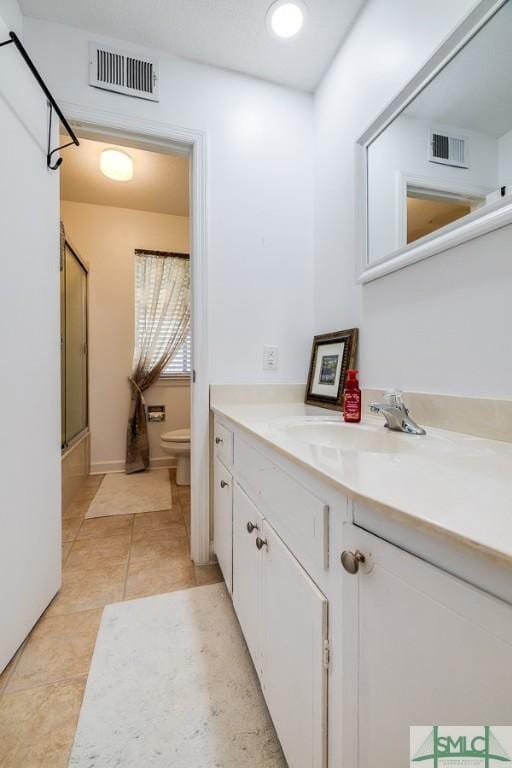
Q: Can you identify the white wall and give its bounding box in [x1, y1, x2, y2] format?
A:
[0, 0, 20, 29]
[25, 17, 315, 385]
[314, 0, 512, 399]
[0, 0, 61, 670]
[61, 201, 191, 473]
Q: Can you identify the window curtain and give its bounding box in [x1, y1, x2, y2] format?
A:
[126, 250, 190, 474]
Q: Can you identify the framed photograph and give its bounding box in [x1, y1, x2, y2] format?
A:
[305, 328, 358, 411]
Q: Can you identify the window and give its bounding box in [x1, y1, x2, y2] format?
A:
[162, 329, 191, 376]
[134, 251, 191, 379]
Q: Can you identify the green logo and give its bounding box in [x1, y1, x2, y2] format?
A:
[411, 726, 511, 767]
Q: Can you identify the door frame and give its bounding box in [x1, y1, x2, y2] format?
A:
[60, 102, 211, 565]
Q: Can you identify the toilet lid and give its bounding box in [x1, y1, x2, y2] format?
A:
[161, 428, 190, 443]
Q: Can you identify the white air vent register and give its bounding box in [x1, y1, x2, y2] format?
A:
[429, 129, 469, 169]
[89, 42, 159, 102]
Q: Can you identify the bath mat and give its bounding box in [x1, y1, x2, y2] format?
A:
[85, 469, 172, 519]
[69, 584, 286, 767]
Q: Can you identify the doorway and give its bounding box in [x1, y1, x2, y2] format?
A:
[59, 131, 206, 581]
[61, 106, 210, 566]
[59, 130, 199, 545]
[406, 185, 485, 244]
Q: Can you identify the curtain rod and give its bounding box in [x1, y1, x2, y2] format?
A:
[0, 31, 80, 170]
[135, 249, 190, 259]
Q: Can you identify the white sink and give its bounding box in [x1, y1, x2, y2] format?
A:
[280, 419, 445, 454]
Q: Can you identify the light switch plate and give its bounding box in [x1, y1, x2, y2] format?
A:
[263, 345, 279, 371]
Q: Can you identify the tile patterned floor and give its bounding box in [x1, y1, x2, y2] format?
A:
[0, 471, 222, 768]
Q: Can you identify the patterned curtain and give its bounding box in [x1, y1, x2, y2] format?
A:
[126, 251, 190, 474]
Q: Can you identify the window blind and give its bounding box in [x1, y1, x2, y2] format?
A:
[134, 252, 191, 377]
[162, 330, 191, 376]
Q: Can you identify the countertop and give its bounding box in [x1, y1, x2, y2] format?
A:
[211, 402, 512, 565]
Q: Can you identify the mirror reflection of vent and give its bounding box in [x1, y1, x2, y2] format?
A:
[429, 130, 468, 168]
[89, 43, 159, 102]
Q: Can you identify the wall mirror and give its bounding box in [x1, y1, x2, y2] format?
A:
[357, 0, 512, 283]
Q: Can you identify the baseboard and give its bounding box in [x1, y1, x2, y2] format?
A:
[90, 457, 176, 475]
[150, 457, 177, 469]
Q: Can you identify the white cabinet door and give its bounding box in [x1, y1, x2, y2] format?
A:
[213, 457, 233, 593]
[232, 484, 264, 671]
[261, 521, 328, 768]
[341, 524, 512, 768]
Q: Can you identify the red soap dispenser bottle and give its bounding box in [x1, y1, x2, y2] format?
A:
[343, 370, 361, 423]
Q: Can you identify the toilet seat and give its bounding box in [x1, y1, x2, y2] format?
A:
[161, 428, 190, 444]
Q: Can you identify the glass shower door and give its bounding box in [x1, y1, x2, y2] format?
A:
[62, 242, 88, 448]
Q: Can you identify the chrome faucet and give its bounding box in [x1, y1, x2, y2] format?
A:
[370, 390, 426, 435]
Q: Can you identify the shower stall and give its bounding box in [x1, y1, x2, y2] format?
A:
[61, 238, 89, 508]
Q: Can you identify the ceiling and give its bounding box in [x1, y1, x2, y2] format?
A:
[405, 1, 512, 138]
[60, 137, 189, 216]
[19, 0, 366, 91]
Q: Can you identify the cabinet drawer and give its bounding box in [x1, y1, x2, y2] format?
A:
[235, 436, 329, 571]
[214, 421, 234, 467]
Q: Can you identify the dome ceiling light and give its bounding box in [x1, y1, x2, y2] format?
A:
[100, 148, 134, 181]
[266, 1, 306, 39]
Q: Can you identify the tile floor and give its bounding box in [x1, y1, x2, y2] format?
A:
[0, 471, 222, 768]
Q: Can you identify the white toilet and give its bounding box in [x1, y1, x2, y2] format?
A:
[160, 428, 191, 486]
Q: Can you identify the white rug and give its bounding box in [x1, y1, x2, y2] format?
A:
[85, 469, 172, 519]
[69, 584, 286, 768]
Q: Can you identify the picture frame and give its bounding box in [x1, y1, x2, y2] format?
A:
[305, 328, 359, 411]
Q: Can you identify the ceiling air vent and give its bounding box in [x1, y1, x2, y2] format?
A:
[89, 42, 159, 102]
[429, 129, 469, 169]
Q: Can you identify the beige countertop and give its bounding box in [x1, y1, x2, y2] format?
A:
[211, 401, 512, 565]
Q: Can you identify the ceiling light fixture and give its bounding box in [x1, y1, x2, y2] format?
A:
[266, 0, 306, 38]
[100, 148, 134, 181]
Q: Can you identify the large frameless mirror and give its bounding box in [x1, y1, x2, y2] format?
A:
[357, 0, 512, 283]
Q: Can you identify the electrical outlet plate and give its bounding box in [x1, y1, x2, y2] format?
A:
[263, 345, 279, 371]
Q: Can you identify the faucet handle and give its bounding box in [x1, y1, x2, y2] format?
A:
[384, 389, 404, 408]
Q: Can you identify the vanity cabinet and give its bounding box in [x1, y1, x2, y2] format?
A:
[213, 456, 233, 593]
[212, 412, 512, 768]
[232, 482, 328, 768]
[341, 523, 512, 768]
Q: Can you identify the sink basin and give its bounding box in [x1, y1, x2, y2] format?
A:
[281, 420, 429, 454]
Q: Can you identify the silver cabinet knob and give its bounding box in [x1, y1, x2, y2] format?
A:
[341, 549, 365, 574]
[215, 437, 223, 445]
[246, 521, 258, 534]
[220, 480, 229, 489]
[255, 536, 268, 551]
